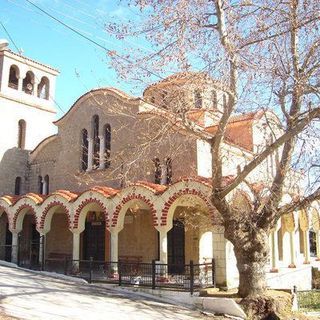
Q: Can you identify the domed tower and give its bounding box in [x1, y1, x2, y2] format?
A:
[143, 72, 229, 126]
[0, 40, 59, 161]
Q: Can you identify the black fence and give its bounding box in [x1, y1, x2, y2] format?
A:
[0, 241, 216, 294]
[0, 236, 44, 270]
[0, 244, 16, 262]
[44, 258, 216, 294]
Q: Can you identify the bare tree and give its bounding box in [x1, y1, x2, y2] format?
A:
[104, 0, 320, 306]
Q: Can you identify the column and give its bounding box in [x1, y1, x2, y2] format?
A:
[18, 76, 23, 91]
[33, 80, 38, 97]
[110, 230, 119, 273]
[316, 231, 320, 261]
[11, 232, 19, 264]
[72, 231, 80, 261]
[288, 231, 296, 268]
[270, 231, 279, 272]
[99, 135, 105, 170]
[158, 229, 168, 264]
[38, 233, 46, 270]
[303, 230, 310, 264]
[42, 179, 47, 195]
[87, 137, 93, 171]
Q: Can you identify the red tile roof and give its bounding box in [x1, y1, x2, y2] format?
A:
[134, 181, 168, 194]
[205, 111, 264, 151]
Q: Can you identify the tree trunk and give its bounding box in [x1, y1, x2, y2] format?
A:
[236, 252, 268, 297]
[225, 223, 270, 298]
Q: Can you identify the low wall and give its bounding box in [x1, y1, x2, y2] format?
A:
[267, 265, 312, 291]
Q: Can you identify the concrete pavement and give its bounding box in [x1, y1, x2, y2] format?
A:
[0, 266, 215, 320]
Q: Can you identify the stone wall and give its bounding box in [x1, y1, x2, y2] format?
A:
[45, 212, 72, 258]
[118, 209, 158, 262]
[28, 90, 197, 194]
[0, 148, 29, 195]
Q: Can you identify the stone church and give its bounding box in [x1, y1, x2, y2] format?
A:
[0, 40, 318, 290]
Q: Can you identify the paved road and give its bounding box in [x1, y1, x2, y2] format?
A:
[0, 266, 211, 320]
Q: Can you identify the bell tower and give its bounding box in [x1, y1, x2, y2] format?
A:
[0, 39, 59, 161]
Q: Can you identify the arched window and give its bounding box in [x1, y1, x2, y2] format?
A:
[44, 175, 49, 195]
[18, 119, 26, 149]
[38, 176, 43, 194]
[37, 76, 50, 100]
[194, 90, 202, 108]
[153, 158, 161, 184]
[211, 90, 217, 108]
[166, 157, 172, 184]
[14, 177, 21, 195]
[8, 65, 19, 90]
[92, 115, 100, 168]
[22, 71, 35, 95]
[81, 129, 88, 171]
[150, 96, 155, 104]
[104, 124, 111, 168]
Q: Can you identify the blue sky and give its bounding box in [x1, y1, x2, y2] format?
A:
[1, 0, 143, 118]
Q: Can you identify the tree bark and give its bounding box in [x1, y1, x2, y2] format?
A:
[236, 250, 268, 297]
[225, 221, 270, 298]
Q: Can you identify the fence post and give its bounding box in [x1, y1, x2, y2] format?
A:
[64, 257, 68, 275]
[190, 260, 194, 295]
[118, 261, 122, 286]
[152, 260, 156, 289]
[212, 258, 216, 287]
[89, 257, 93, 284]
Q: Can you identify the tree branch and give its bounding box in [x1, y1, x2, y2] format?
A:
[219, 107, 320, 198]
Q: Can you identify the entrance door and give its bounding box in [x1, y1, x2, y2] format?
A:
[83, 222, 105, 260]
[30, 224, 40, 268]
[167, 220, 185, 274]
[5, 223, 12, 262]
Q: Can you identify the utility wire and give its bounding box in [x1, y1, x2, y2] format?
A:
[0, 21, 20, 53]
[0, 20, 66, 114]
[24, 0, 165, 81]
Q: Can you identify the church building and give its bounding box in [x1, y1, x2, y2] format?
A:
[0, 40, 319, 290]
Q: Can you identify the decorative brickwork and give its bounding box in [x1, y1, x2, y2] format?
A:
[160, 188, 215, 226]
[111, 193, 158, 227]
[13, 204, 37, 230]
[74, 198, 108, 229]
[40, 201, 71, 229]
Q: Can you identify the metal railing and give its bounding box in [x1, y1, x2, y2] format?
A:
[0, 244, 16, 263]
[43, 258, 216, 294]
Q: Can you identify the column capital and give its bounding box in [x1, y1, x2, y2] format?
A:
[155, 226, 171, 233]
[109, 227, 120, 235]
[70, 229, 83, 235]
[36, 228, 48, 236]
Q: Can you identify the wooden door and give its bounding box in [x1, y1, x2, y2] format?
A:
[167, 220, 185, 274]
[83, 222, 105, 260]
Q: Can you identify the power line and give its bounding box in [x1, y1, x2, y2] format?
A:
[0, 21, 20, 53]
[0, 20, 66, 114]
[24, 0, 165, 81]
